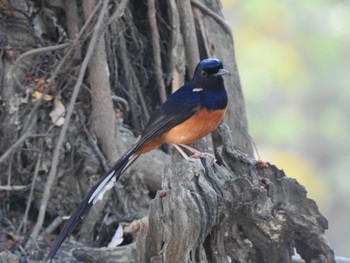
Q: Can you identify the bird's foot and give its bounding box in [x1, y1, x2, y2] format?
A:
[178, 144, 216, 162]
[183, 155, 201, 163]
[189, 151, 215, 160]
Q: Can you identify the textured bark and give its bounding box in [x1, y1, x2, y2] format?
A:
[140, 124, 335, 263]
[68, 125, 336, 263]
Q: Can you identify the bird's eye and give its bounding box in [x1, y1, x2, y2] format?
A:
[201, 70, 208, 77]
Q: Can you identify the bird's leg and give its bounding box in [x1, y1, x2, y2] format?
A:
[171, 144, 197, 162]
[178, 144, 216, 160]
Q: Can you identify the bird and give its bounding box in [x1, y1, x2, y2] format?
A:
[47, 58, 229, 261]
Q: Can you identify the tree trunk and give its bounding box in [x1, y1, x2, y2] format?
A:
[0, 0, 338, 262]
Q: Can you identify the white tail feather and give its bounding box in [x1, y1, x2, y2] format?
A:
[88, 170, 115, 204]
[87, 154, 138, 204]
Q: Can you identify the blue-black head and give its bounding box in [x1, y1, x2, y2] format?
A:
[192, 58, 229, 88]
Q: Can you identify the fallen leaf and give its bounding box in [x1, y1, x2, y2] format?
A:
[33, 90, 53, 101]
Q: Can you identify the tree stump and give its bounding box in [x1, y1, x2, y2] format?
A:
[72, 124, 335, 263]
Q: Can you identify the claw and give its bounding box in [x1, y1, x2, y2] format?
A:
[172, 143, 216, 162]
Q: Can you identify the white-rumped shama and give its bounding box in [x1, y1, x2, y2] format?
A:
[48, 58, 229, 261]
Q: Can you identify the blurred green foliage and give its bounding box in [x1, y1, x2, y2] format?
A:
[223, 0, 350, 257]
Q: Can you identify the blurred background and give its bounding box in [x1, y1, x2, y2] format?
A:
[223, 0, 350, 258]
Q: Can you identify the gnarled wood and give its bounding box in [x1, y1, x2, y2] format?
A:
[68, 124, 335, 263]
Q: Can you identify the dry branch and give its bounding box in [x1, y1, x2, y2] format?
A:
[191, 0, 232, 38]
[0, 185, 28, 191]
[0, 130, 31, 164]
[148, 0, 167, 103]
[10, 42, 71, 90]
[17, 152, 42, 234]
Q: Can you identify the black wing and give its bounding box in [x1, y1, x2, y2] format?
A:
[133, 85, 200, 151]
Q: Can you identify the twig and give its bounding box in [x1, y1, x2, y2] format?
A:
[17, 152, 42, 234]
[79, 112, 109, 172]
[106, 0, 128, 25]
[148, 0, 167, 103]
[43, 216, 64, 235]
[133, 74, 150, 121]
[111, 95, 130, 112]
[190, 0, 232, 38]
[118, 33, 150, 122]
[30, 0, 110, 240]
[0, 185, 28, 191]
[0, 130, 31, 164]
[6, 162, 13, 202]
[68, 74, 98, 101]
[0, 129, 48, 164]
[11, 42, 72, 91]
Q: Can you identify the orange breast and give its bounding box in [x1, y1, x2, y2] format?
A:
[135, 108, 226, 155]
[162, 108, 226, 145]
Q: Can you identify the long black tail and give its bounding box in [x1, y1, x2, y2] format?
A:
[47, 149, 138, 262]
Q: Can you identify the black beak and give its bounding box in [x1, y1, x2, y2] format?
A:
[212, 68, 230, 77]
